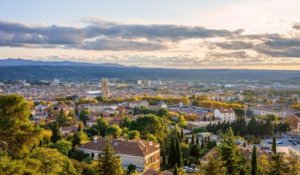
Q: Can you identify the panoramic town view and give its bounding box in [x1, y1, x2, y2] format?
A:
[1, 0, 300, 175]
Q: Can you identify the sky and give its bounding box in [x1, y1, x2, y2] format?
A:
[1, 0, 300, 70]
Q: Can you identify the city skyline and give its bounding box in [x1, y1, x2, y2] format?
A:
[1, 0, 300, 70]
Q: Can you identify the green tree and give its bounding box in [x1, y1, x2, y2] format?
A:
[168, 130, 183, 168]
[218, 128, 242, 175]
[251, 146, 257, 175]
[0, 95, 39, 158]
[52, 139, 72, 156]
[97, 139, 125, 175]
[106, 124, 122, 138]
[178, 115, 187, 128]
[51, 122, 62, 143]
[128, 130, 140, 140]
[173, 164, 179, 175]
[287, 151, 300, 175]
[131, 114, 168, 142]
[272, 137, 277, 154]
[96, 117, 109, 136]
[30, 147, 77, 174]
[202, 156, 226, 175]
[79, 109, 90, 125]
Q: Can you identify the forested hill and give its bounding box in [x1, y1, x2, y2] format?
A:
[0, 65, 300, 82]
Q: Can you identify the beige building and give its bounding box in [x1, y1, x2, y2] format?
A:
[79, 138, 160, 172]
[214, 108, 236, 122]
[101, 78, 110, 98]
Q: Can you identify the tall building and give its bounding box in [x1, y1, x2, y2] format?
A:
[101, 78, 110, 98]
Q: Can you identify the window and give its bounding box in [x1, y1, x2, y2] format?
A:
[91, 152, 94, 158]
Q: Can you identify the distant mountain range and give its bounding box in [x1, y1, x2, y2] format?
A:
[0, 58, 125, 67]
[0, 58, 300, 83]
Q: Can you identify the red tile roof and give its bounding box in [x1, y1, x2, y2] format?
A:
[79, 138, 160, 157]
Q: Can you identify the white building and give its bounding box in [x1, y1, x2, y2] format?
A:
[128, 100, 149, 109]
[83, 103, 118, 113]
[214, 108, 236, 122]
[79, 138, 160, 172]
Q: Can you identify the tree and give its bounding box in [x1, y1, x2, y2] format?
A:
[96, 117, 109, 136]
[51, 122, 62, 143]
[128, 130, 140, 140]
[52, 139, 72, 156]
[202, 156, 226, 175]
[287, 151, 300, 175]
[106, 124, 122, 138]
[257, 154, 271, 175]
[131, 114, 168, 142]
[0, 95, 39, 158]
[72, 131, 88, 148]
[30, 147, 77, 174]
[270, 154, 286, 175]
[40, 129, 52, 145]
[272, 137, 276, 154]
[251, 146, 257, 175]
[173, 164, 179, 175]
[217, 128, 242, 175]
[79, 109, 90, 125]
[191, 135, 195, 145]
[168, 130, 183, 169]
[97, 139, 125, 175]
[189, 144, 200, 160]
[127, 164, 136, 174]
[178, 115, 187, 128]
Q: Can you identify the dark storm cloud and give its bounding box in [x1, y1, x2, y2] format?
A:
[0, 20, 241, 51]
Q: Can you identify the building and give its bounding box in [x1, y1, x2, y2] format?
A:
[250, 104, 298, 118]
[79, 138, 160, 172]
[128, 100, 149, 109]
[214, 108, 236, 122]
[83, 103, 118, 113]
[101, 78, 110, 98]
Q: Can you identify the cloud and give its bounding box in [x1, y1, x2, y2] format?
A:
[293, 23, 300, 30]
[0, 20, 241, 51]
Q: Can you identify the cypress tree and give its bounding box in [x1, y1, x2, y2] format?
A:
[167, 135, 176, 168]
[251, 146, 257, 175]
[173, 164, 179, 175]
[51, 122, 61, 143]
[196, 136, 199, 145]
[180, 129, 184, 140]
[191, 134, 195, 145]
[174, 133, 183, 167]
[272, 137, 277, 154]
[201, 138, 205, 149]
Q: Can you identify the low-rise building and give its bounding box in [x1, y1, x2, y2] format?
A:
[214, 108, 236, 122]
[79, 138, 160, 172]
[128, 100, 149, 109]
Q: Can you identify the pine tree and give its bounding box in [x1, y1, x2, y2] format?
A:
[272, 137, 277, 154]
[218, 128, 242, 175]
[251, 146, 257, 175]
[97, 139, 124, 175]
[202, 157, 226, 175]
[173, 164, 179, 175]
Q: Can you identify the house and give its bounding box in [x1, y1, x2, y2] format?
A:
[250, 104, 298, 118]
[60, 125, 78, 135]
[79, 138, 160, 172]
[128, 100, 149, 109]
[83, 103, 118, 113]
[214, 108, 235, 122]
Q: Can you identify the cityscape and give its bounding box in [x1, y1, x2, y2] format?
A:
[1, 0, 300, 175]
